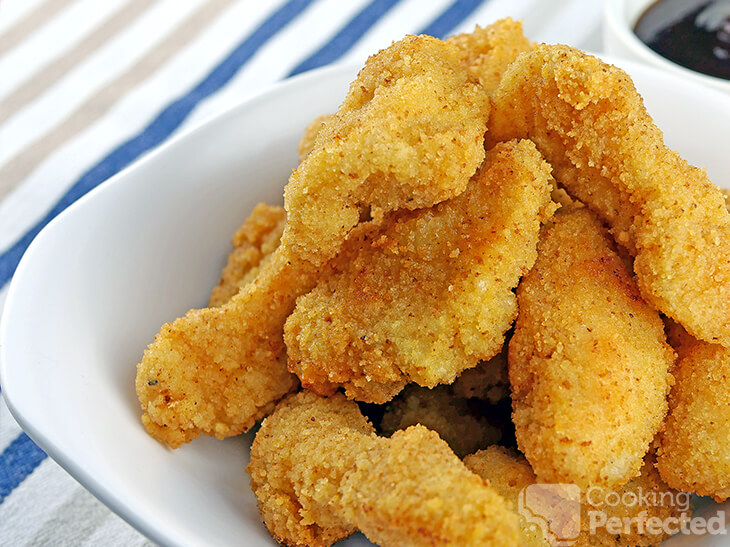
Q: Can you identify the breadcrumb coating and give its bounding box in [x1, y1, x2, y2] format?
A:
[464, 446, 550, 547]
[657, 332, 730, 501]
[447, 17, 534, 94]
[509, 208, 674, 489]
[248, 391, 519, 546]
[464, 447, 689, 546]
[137, 34, 489, 447]
[297, 114, 332, 162]
[208, 203, 286, 307]
[721, 188, 730, 212]
[487, 44, 730, 347]
[285, 140, 556, 403]
[282, 34, 489, 266]
[380, 383, 501, 457]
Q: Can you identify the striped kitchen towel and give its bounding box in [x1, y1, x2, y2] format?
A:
[0, 0, 601, 544]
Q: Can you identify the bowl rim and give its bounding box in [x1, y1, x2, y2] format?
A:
[603, 0, 730, 90]
[1, 53, 729, 547]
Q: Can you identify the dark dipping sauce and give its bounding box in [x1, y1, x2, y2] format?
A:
[635, 0, 730, 80]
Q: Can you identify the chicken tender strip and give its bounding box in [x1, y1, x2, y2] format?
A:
[208, 203, 286, 307]
[657, 326, 730, 501]
[137, 35, 489, 447]
[447, 17, 534, 94]
[282, 34, 489, 266]
[487, 44, 730, 347]
[248, 391, 519, 547]
[295, 18, 529, 169]
[137, 252, 315, 447]
[464, 447, 690, 546]
[380, 383, 501, 458]
[285, 140, 556, 403]
[509, 208, 674, 489]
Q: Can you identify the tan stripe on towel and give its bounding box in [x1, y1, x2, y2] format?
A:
[0, 0, 76, 56]
[0, 0, 236, 201]
[0, 0, 156, 126]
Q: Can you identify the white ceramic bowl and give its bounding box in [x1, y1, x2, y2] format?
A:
[604, 0, 730, 94]
[1, 57, 729, 547]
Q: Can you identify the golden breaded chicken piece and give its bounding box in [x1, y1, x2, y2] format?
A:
[464, 447, 690, 546]
[509, 208, 674, 489]
[295, 18, 528, 168]
[282, 34, 489, 267]
[208, 203, 286, 307]
[487, 44, 730, 347]
[380, 383, 501, 458]
[297, 114, 332, 162]
[450, 345, 509, 403]
[721, 188, 730, 212]
[248, 391, 519, 547]
[136, 35, 488, 447]
[447, 17, 534, 94]
[657, 325, 730, 501]
[285, 140, 556, 403]
[136, 252, 310, 448]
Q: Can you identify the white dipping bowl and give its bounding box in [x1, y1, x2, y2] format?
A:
[604, 0, 730, 94]
[1, 57, 729, 546]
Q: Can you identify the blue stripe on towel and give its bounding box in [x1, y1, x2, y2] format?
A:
[287, 0, 404, 77]
[419, 0, 488, 38]
[0, 0, 316, 290]
[0, 433, 47, 503]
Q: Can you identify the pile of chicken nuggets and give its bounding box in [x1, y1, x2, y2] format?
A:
[135, 18, 730, 547]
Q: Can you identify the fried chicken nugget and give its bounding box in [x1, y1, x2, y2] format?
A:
[247, 391, 519, 547]
[464, 447, 690, 546]
[136, 35, 489, 447]
[285, 140, 556, 403]
[487, 44, 730, 347]
[282, 34, 489, 266]
[296, 17, 528, 166]
[447, 17, 534, 94]
[657, 325, 730, 501]
[379, 383, 501, 457]
[208, 203, 286, 307]
[509, 208, 674, 489]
